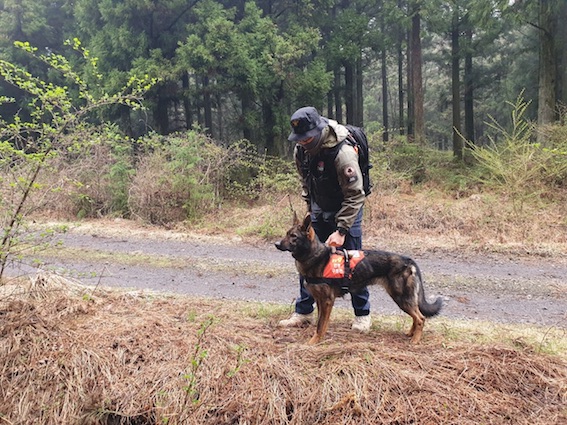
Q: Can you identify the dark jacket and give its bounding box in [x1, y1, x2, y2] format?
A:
[294, 118, 365, 232]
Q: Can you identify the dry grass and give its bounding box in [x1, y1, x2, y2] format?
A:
[151, 185, 567, 261]
[360, 190, 567, 257]
[1, 274, 565, 425]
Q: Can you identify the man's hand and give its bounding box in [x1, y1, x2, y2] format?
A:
[326, 230, 346, 247]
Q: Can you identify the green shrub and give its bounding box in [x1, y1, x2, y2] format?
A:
[468, 95, 567, 211]
[128, 132, 210, 224]
[380, 136, 432, 183]
[128, 132, 274, 224]
[538, 110, 567, 188]
[46, 125, 137, 219]
[234, 155, 299, 201]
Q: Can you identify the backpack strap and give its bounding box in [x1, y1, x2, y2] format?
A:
[345, 132, 359, 155]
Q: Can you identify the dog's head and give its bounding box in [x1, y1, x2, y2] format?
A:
[275, 212, 317, 257]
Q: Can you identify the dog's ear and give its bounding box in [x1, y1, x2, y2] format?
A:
[293, 211, 299, 225]
[301, 213, 316, 241]
[306, 224, 316, 241]
[301, 213, 312, 230]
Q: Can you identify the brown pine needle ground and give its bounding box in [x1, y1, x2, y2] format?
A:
[1, 273, 565, 425]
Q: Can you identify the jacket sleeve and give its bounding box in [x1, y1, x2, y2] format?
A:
[333, 143, 365, 231]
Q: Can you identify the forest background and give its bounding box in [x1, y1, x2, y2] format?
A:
[1, 2, 567, 424]
[1, 0, 567, 253]
[2, 0, 566, 154]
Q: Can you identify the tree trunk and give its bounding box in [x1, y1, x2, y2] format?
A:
[327, 61, 334, 119]
[241, 92, 252, 141]
[406, 26, 414, 138]
[356, 53, 364, 127]
[397, 9, 405, 136]
[451, 10, 463, 159]
[409, 3, 424, 144]
[464, 28, 474, 144]
[154, 84, 170, 135]
[203, 75, 213, 137]
[334, 67, 343, 122]
[182, 72, 193, 130]
[537, 0, 556, 140]
[119, 105, 134, 138]
[382, 43, 389, 142]
[195, 78, 202, 128]
[263, 102, 275, 155]
[556, 0, 567, 110]
[216, 93, 223, 141]
[345, 61, 355, 124]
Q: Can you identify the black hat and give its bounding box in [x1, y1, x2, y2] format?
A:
[288, 106, 328, 142]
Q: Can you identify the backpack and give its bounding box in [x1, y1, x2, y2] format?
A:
[344, 124, 373, 197]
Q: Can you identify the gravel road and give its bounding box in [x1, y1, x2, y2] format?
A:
[7, 225, 567, 328]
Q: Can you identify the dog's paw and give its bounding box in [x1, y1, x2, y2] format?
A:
[308, 335, 321, 345]
[409, 332, 422, 344]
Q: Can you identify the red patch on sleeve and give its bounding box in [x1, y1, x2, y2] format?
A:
[344, 166, 358, 183]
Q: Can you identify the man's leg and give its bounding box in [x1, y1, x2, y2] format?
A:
[278, 277, 315, 327]
[294, 276, 315, 314]
[344, 210, 372, 332]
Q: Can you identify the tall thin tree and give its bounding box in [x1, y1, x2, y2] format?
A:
[409, 1, 424, 144]
[536, 0, 556, 139]
[451, 5, 463, 159]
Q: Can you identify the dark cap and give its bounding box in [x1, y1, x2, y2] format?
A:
[288, 106, 328, 142]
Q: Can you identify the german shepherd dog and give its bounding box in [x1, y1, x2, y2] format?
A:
[275, 213, 442, 344]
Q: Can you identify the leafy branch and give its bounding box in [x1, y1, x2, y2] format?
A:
[0, 40, 156, 281]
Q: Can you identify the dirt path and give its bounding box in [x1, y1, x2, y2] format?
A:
[9, 223, 567, 328]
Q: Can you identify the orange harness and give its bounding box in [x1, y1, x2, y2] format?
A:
[305, 249, 365, 287]
[322, 250, 365, 279]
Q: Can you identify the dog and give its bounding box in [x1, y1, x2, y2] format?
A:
[275, 212, 442, 344]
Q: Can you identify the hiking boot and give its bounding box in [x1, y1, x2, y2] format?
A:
[278, 312, 314, 327]
[351, 315, 372, 333]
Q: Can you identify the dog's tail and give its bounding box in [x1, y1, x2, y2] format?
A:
[414, 264, 443, 317]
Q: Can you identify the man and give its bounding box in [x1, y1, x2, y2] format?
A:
[278, 106, 371, 332]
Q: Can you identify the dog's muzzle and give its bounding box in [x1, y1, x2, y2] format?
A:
[274, 242, 289, 252]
